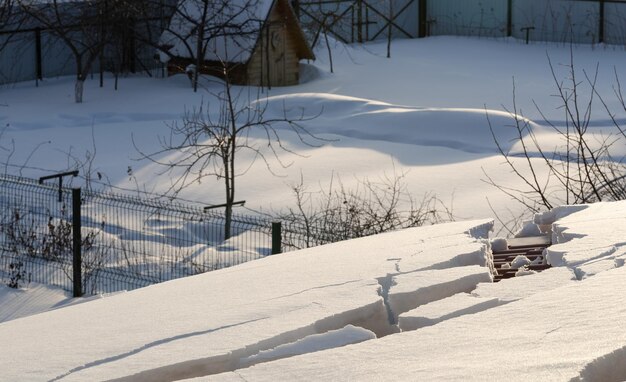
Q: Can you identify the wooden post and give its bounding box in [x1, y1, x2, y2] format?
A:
[271, 222, 282, 255]
[72, 188, 83, 297]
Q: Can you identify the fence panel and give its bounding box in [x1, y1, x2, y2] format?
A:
[79, 191, 273, 294]
[604, 2, 626, 45]
[512, 0, 599, 44]
[428, 0, 508, 38]
[0, 175, 75, 292]
[0, 31, 36, 84]
[0, 174, 277, 295]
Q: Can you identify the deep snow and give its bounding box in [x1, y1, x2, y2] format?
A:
[3, 35, 626, 381]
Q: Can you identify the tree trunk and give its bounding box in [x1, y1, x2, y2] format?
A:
[75, 78, 84, 103]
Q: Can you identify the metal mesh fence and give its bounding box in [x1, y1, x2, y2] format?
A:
[0, 173, 394, 295]
[0, 175, 75, 292]
[296, 0, 626, 46]
[0, 175, 274, 295]
[79, 189, 274, 294]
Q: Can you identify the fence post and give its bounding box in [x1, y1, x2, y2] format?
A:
[418, 0, 427, 38]
[271, 222, 282, 255]
[507, 0, 513, 37]
[35, 28, 43, 85]
[599, 0, 605, 44]
[72, 188, 83, 297]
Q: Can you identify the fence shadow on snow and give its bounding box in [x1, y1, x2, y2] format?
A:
[0, 174, 318, 296]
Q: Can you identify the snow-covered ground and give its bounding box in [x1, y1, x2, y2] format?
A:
[3, 36, 626, 380]
[2, 37, 626, 224]
[1, 201, 626, 381]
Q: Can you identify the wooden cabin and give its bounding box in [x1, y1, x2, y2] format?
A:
[158, 0, 314, 87]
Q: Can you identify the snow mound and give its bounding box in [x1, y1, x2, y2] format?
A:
[398, 293, 501, 331]
[510, 255, 531, 268]
[490, 237, 508, 252]
[572, 344, 626, 382]
[256, 93, 544, 154]
[514, 221, 542, 237]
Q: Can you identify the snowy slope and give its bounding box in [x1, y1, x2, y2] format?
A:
[0, 219, 493, 381]
[195, 201, 626, 381]
[3, 201, 626, 381]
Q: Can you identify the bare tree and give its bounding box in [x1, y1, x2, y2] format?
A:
[137, 69, 321, 240]
[485, 52, 626, 231]
[17, 0, 115, 103]
[157, 0, 264, 92]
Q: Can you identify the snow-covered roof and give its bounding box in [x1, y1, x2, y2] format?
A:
[158, 0, 311, 64]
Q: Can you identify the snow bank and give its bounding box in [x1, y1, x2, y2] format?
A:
[260, 93, 545, 155]
[398, 293, 501, 331]
[387, 266, 492, 323]
[0, 219, 493, 381]
[573, 344, 626, 382]
[206, 266, 626, 381]
[544, 201, 626, 267]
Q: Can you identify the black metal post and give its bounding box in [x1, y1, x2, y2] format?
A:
[35, 28, 42, 86]
[507, 0, 513, 37]
[271, 222, 282, 255]
[599, 0, 605, 44]
[521, 26, 535, 44]
[418, 0, 427, 38]
[39, 170, 79, 202]
[72, 188, 83, 297]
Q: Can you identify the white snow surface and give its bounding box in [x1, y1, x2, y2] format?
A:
[207, 266, 626, 382]
[4, 35, 626, 381]
[388, 266, 492, 322]
[0, 219, 493, 381]
[199, 200, 626, 381]
[4, 37, 626, 227]
[472, 267, 577, 303]
[0, 283, 74, 322]
[4, 200, 626, 381]
[239, 325, 375, 368]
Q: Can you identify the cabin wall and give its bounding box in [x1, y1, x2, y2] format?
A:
[247, 4, 302, 87]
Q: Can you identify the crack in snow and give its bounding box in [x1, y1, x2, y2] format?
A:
[266, 280, 363, 301]
[376, 275, 398, 327]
